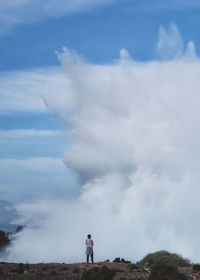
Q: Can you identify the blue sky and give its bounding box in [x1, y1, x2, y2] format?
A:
[1, 0, 200, 203]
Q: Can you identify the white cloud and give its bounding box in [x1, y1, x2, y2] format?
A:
[4, 25, 200, 263]
[1, 23, 196, 116]
[157, 23, 197, 60]
[0, 0, 118, 34]
[157, 23, 184, 59]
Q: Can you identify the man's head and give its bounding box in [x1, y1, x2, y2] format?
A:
[87, 234, 91, 239]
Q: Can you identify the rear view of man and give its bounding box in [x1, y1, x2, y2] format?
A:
[85, 234, 94, 264]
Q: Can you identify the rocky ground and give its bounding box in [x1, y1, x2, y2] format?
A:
[0, 261, 199, 280]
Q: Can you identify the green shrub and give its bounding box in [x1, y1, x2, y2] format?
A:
[17, 263, 25, 274]
[140, 250, 190, 268]
[126, 263, 138, 270]
[60, 266, 68, 271]
[149, 264, 187, 280]
[69, 274, 79, 280]
[193, 264, 200, 271]
[128, 276, 136, 280]
[81, 265, 117, 280]
[73, 267, 81, 273]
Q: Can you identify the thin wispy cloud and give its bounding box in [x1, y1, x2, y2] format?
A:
[124, 0, 200, 13]
[0, 68, 67, 114]
[1, 0, 200, 35]
[0, 157, 80, 203]
[157, 0, 200, 10]
[0, 129, 65, 160]
[0, 0, 118, 35]
[0, 157, 64, 172]
[0, 129, 62, 139]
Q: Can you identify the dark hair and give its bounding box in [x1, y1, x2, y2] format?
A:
[87, 234, 91, 239]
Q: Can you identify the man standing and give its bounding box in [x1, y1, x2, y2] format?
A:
[85, 234, 94, 264]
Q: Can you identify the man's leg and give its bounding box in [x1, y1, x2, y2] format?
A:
[91, 253, 94, 264]
[87, 255, 89, 264]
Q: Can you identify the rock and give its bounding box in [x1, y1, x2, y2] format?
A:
[0, 231, 10, 249]
[121, 258, 131, 264]
[113, 258, 121, 263]
[16, 226, 23, 233]
[113, 258, 131, 264]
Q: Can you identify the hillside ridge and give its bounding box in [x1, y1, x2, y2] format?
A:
[0, 260, 199, 280]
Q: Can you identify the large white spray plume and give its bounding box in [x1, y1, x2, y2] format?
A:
[5, 24, 200, 263]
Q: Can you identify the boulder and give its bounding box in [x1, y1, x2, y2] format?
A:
[0, 231, 10, 250]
